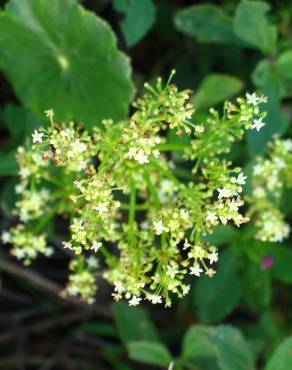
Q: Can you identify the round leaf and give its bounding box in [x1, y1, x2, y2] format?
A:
[0, 0, 134, 130]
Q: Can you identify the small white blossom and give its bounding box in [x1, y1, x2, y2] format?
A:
[183, 239, 190, 250]
[246, 92, 260, 106]
[44, 108, 54, 120]
[190, 263, 203, 276]
[32, 130, 44, 143]
[208, 250, 218, 264]
[252, 118, 265, 131]
[148, 295, 162, 304]
[1, 231, 11, 243]
[91, 241, 102, 253]
[129, 296, 141, 306]
[153, 220, 167, 235]
[236, 173, 247, 185]
[217, 188, 233, 199]
[206, 211, 218, 225]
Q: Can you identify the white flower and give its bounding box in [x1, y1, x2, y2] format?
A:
[87, 256, 98, 268]
[180, 209, 190, 220]
[44, 108, 54, 120]
[183, 239, 190, 250]
[129, 296, 141, 306]
[62, 241, 72, 249]
[153, 220, 166, 235]
[1, 231, 11, 244]
[206, 268, 216, 277]
[135, 149, 149, 164]
[195, 125, 205, 133]
[228, 199, 239, 212]
[283, 139, 292, 152]
[149, 295, 162, 304]
[19, 167, 31, 178]
[182, 285, 190, 296]
[15, 183, 26, 194]
[208, 251, 218, 264]
[274, 157, 285, 169]
[91, 241, 102, 253]
[252, 118, 265, 131]
[217, 188, 232, 199]
[94, 203, 108, 215]
[246, 92, 260, 106]
[32, 129, 44, 143]
[206, 211, 218, 225]
[190, 263, 203, 277]
[253, 164, 263, 176]
[237, 173, 247, 185]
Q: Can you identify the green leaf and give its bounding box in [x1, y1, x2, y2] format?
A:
[182, 325, 255, 370]
[270, 245, 292, 284]
[182, 325, 220, 370]
[174, 5, 243, 45]
[265, 336, 292, 370]
[2, 103, 44, 145]
[247, 60, 288, 156]
[243, 241, 292, 285]
[127, 341, 172, 366]
[112, 302, 158, 343]
[233, 1, 277, 55]
[113, 0, 156, 47]
[241, 261, 271, 312]
[277, 50, 292, 80]
[193, 249, 241, 322]
[0, 150, 18, 175]
[1, 178, 18, 216]
[193, 74, 243, 110]
[0, 0, 134, 130]
[203, 225, 239, 245]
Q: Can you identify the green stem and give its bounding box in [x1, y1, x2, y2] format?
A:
[157, 143, 188, 152]
[120, 203, 148, 211]
[149, 159, 180, 186]
[143, 171, 160, 210]
[32, 200, 62, 234]
[128, 179, 136, 244]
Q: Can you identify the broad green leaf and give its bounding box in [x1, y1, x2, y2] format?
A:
[182, 325, 220, 370]
[182, 325, 255, 370]
[241, 261, 271, 312]
[243, 241, 292, 284]
[113, 0, 156, 47]
[248, 60, 288, 156]
[1, 178, 18, 216]
[277, 50, 292, 80]
[193, 249, 241, 322]
[193, 74, 243, 110]
[265, 336, 292, 370]
[174, 5, 243, 45]
[233, 1, 277, 55]
[0, 0, 134, 130]
[127, 341, 172, 366]
[3, 103, 44, 146]
[112, 302, 158, 343]
[203, 225, 239, 245]
[0, 150, 18, 175]
[270, 245, 292, 284]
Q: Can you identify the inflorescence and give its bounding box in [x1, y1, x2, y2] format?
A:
[249, 137, 292, 242]
[2, 72, 268, 306]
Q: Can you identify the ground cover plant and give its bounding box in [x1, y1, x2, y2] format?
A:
[0, 0, 291, 369]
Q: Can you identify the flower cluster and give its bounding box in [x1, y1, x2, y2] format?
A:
[1, 225, 52, 265]
[249, 137, 292, 242]
[2, 73, 267, 306]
